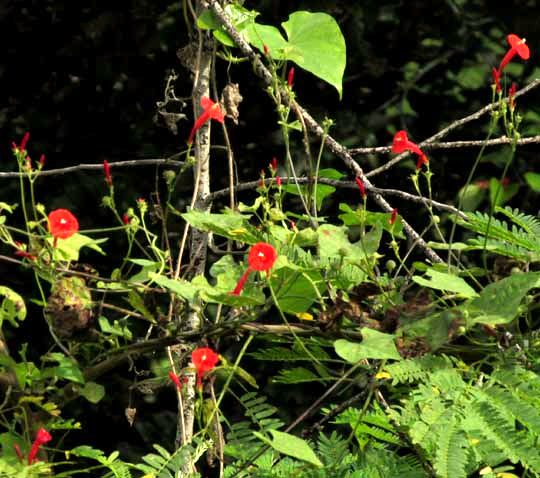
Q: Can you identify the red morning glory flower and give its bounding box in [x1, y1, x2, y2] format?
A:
[28, 427, 52, 465]
[232, 242, 278, 295]
[392, 130, 429, 170]
[498, 34, 530, 76]
[191, 347, 219, 389]
[187, 96, 225, 145]
[48, 209, 79, 240]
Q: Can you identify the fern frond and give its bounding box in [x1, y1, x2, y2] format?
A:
[384, 355, 452, 384]
[471, 400, 540, 470]
[273, 366, 328, 385]
[495, 206, 540, 235]
[249, 340, 332, 362]
[456, 209, 540, 261]
[433, 418, 468, 478]
[225, 391, 284, 464]
[333, 406, 402, 447]
[483, 384, 540, 432]
[134, 441, 204, 478]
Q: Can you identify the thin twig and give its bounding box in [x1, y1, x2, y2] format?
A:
[350, 134, 540, 156]
[0, 158, 185, 179]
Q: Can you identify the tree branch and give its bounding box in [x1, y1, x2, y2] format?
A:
[205, 0, 444, 263]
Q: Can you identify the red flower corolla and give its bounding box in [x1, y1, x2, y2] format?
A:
[232, 242, 278, 296]
[492, 67, 502, 93]
[48, 209, 79, 240]
[389, 208, 398, 225]
[187, 97, 225, 145]
[498, 34, 530, 76]
[355, 177, 367, 199]
[287, 67, 295, 87]
[392, 130, 428, 170]
[509, 82, 517, 110]
[192, 347, 219, 389]
[12, 132, 30, 152]
[28, 427, 52, 465]
[14, 242, 37, 261]
[270, 157, 278, 172]
[168, 371, 182, 389]
[13, 443, 24, 462]
[103, 159, 112, 186]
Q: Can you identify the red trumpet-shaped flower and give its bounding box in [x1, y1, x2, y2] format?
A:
[103, 159, 112, 187]
[509, 82, 517, 110]
[498, 34, 530, 76]
[192, 347, 219, 389]
[492, 67, 502, 93]
[389, 208, 398, 225]
[232, 242, 278, 296]
[392, 130, 429, 170]
[28, 427, 52, 465]
[287, 67, 295, 87]
[187, 97, 225, 145]
[168, 371, 186, 390]
[48, 209, 79, 240]
[12, 132, 30, 153]
[355, 177, 367, 199]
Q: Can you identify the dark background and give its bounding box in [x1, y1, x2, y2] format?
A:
[2, 0, 540, 469]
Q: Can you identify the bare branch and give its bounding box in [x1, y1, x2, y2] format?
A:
[0, 158, 185, 179]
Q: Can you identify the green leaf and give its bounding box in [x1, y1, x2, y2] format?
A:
[524, 172, 540, 192]
[412, 268, 478, 298]
[465, 271, 540, 325]
[80, 381, 105, 404]
[334, 329, 401, 362]
[317, 224, 380, 266]
[150, 274, 203, 303]
[489, 177, 518, 207]
[0, 286, 26, 329]
[42, 353, 85, 384]
[98, 316, 133, 339]
[338, 204, 406, 239]
[51, 233, 107, 261]
[457, 183, 486, 211]
[197, 4, 258, 47]
[182, 209, 260, 244]
[271, 266, 323, 314]
[281, 12, 346, 98]
[253, 430, 323, 467]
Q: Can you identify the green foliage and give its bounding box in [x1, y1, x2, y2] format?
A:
[133, 441, 206, 478]
[385, 357, 540, 477]
[334, 329, 401, 362]
[0, 286, 26, 329]
[452, 206, 540, 261]
[4, 2, 540, 478]
[198, 7, 346, 97]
